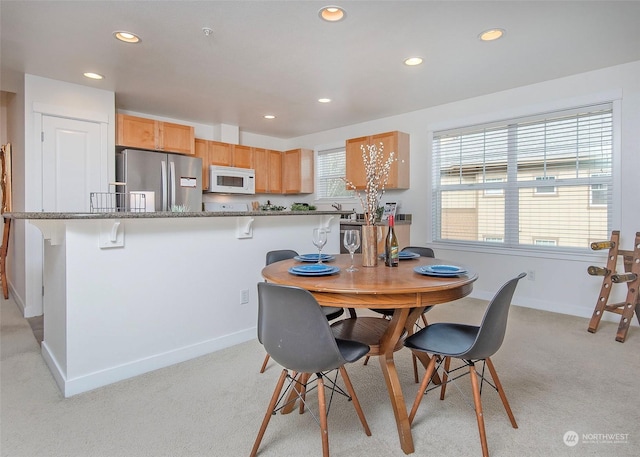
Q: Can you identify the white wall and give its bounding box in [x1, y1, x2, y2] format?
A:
[11, 62, 640, 327]
[284, 61, 640, 325]
[3, 81, 26, 313]
[12, 75, 115, 316]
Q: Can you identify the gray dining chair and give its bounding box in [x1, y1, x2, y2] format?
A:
[260, 249, 345, 373]
[251, 282, 371, 457]
[366, 246, 436, 382]
[404, 273, 526, 457]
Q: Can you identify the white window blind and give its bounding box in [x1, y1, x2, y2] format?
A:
[432, 103, 613, 251]
[316, 147, 355, 199]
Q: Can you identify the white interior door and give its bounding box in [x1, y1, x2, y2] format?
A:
[42, 116, 102, 212]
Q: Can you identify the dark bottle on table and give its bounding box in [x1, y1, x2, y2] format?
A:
[385, 215, 399, 267]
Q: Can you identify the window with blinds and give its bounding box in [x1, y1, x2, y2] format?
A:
[316, 147, 355, 200]
[432, 103, 613, 251]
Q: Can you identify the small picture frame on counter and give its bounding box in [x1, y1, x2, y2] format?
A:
[382, 202, 397, 221]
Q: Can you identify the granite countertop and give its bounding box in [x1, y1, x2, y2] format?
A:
[338, 219, 411, 226]
[4, 210, 352, 220]
[339, 214, 412, 225]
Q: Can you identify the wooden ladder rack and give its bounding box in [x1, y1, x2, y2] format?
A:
[587, 231, 640, 342]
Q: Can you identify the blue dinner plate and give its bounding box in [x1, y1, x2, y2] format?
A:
[425, 265, 467, 274]
[295, 253, 335, 262]
[379, 251, 421, 260]
[414, 265, 467, 277]
[289, 264, 340, 276]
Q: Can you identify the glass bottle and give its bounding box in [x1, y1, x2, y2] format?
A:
[590, 241, 615, 250]
[385, 215, 399, 267]
[611, 273, 638, 283]
[587, 266, 611, 276]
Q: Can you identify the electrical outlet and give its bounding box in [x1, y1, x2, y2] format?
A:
[240, 289, 249, 304]
[527, 270, 536, 281]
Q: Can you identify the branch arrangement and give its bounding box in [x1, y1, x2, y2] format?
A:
[344, 143, 395, 226]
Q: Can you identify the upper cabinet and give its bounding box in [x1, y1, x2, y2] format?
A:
[283, 148, 314, 194]
[345, 131, 410, 190]
[254, 148, 282, 194]
[209, 141, 232, 166]
[194, 139, 210, 190]
[194, 139, 313, 195]
[159, 121, 195, 155]
[116, 114, 195, 155]
[232, 144, 254, 169]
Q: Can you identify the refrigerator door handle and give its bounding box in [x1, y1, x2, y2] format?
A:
[169, 160, 177, 209]
[161, 160, 168, 211]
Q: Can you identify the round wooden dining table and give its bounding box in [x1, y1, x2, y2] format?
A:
[261, 253, 478, 454]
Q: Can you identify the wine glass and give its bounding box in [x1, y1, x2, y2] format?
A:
[312, 228, 328, 264]
[343, 229, 360, 272]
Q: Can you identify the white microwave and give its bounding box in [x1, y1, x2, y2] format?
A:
[206, 165, 255, 194]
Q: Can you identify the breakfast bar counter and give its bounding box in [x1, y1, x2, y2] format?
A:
[5, 210, 349, 220]
[7, 211, 344, 397]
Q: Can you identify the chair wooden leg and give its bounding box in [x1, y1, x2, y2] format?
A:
[316, 374, 330, 457]
[339, 366, 371, 436]
[259, 353, 271, 373]
[298, 372, 311, 414]
[412, 353, 419, 383]
[485, 358, 518, 428]
[363, 355, 370, 365]
[469, 363, 489, 457]
[420, 313, 429, 327]
[408, 354, 437, 424]
[250, 369, 288, 457]
[439, 356, 451, 400]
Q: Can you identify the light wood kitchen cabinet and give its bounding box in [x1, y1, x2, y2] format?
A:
[283, 148, 314, 194]
[193, 140, 256, 191]
[194, 139, 210, 190]
[116, 114, 156, 150]
[345, 131, 410, 190]
[254, 148, 282, 193]
[159, 121, 195, 155]
[116, 114, 195, 155]
[232, 145, 254, 169]
[209, 141, 232, 166]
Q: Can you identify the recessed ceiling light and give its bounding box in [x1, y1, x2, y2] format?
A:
[479, 28, 505, 42]
[113, 31, 141, 43]
[264, 115, 276, 119]
[404, 57, 423, 66]
[318, 6, 346, 22]
[318, 98, 332, 103]
[83, 72, 104, 80]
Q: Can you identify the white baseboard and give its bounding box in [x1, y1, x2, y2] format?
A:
[8, 283, 43, 318]
[42, 328, 256, 398]
[470, 290, 639, 327]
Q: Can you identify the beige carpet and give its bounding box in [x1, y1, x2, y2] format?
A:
[1, 294, 639, 457]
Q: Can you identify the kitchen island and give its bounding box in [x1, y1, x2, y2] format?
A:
[6, 211, 345, 397]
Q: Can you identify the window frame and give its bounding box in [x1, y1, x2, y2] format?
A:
[589, 173, 608, 207]
[430, 99, 620, 257]
[533, 176, 557, 195]
[314, 143, 357, 202]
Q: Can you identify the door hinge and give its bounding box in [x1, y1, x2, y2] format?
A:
[41, 132, 44, 142]
[42, 285, 45, 296]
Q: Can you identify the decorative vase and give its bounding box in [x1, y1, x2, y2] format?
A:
[361, 225, 378, 267]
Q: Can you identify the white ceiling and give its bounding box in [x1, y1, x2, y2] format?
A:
[2, 1, 639, 139]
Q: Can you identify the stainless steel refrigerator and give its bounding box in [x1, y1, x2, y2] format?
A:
[116, 149, 202, 212]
